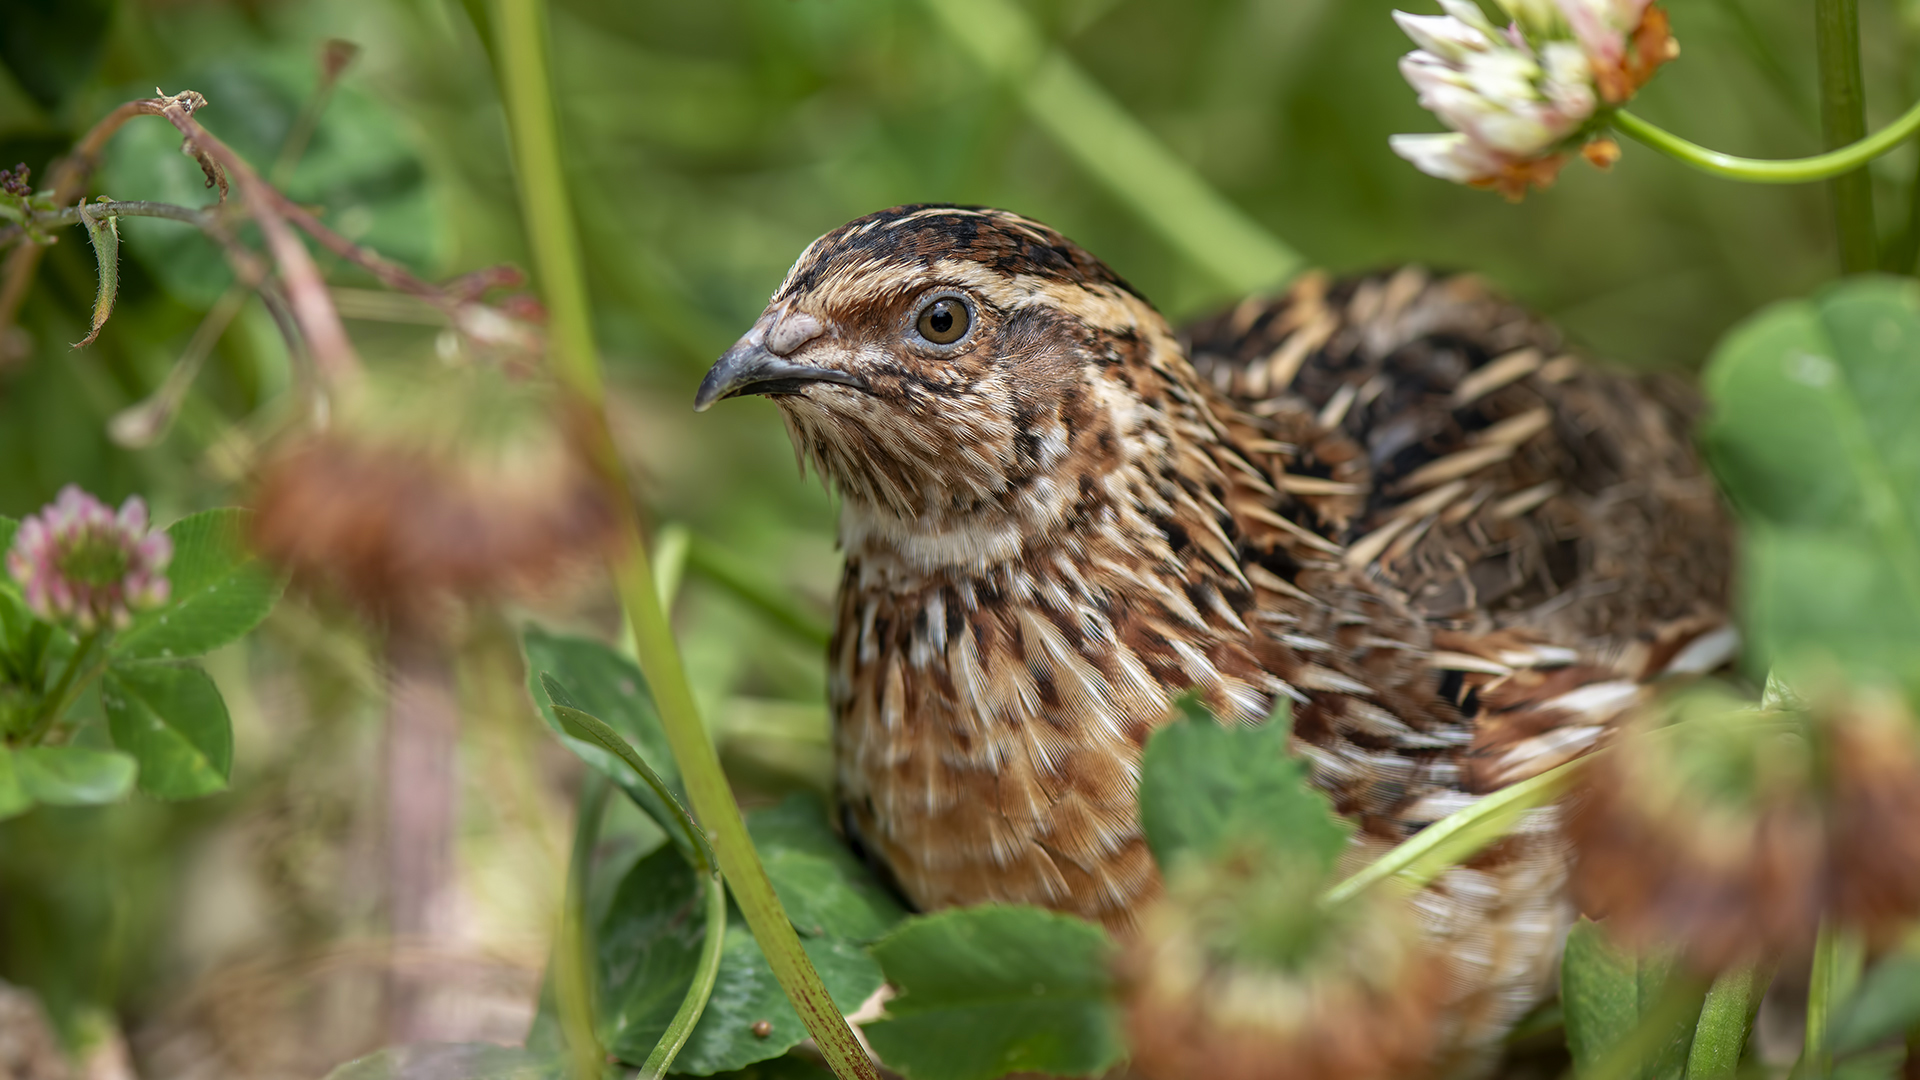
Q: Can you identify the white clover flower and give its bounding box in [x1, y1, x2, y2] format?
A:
[1390, 0, 1675, 199]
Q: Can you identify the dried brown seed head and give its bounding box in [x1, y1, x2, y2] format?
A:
[1121, 847, 1446, 1080]
[250, 372, 616, 632]
[1569, 683, 1920, 969]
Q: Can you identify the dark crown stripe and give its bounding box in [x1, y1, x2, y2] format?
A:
[777, 204, 1143, 301]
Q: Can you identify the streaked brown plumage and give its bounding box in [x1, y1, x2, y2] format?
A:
[697, 205, 1733, 1058]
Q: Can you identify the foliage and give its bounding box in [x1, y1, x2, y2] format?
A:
[863, 907, 1122, 1080]
[8, 0, 1920, 1079]
[0, 506, 280, 815]
[1702, 276, 1920, 688]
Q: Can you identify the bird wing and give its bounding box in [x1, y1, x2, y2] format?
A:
[1180, 265, 1735, 814]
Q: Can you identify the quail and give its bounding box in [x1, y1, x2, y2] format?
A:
[696, 204, 1732, 1053]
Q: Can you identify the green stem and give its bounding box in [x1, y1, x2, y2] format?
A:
[544, 698, 721, 1077]
[1802, 924, 1866, 1079]
[638, 870, 727, 1080]
[1612, 102, 1920, 184]
[23, 630, 101, 745]
[556, 773, 610, 1080]
[1687, 961, 1776, 1080]
[490, 1, 876, 1076]
[1320, 755, 1582, 907]
[918, 0, 1301, 295]
[1816, 0, 1877, 272]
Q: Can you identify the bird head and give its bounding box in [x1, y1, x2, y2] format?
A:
[697, 205, 1188, 544]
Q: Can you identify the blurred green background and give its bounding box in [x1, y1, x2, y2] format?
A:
[0, 0, 1909, 1075]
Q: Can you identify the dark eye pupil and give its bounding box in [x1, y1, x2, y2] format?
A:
[917, 295, 967, 342]
[916, 297, 969, 345]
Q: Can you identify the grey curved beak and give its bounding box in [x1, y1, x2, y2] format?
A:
[694, 311, 863, 411]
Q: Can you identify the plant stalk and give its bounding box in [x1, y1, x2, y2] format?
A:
[23, 630, 100, 745]
[638, 870, 727, 1080]
[1321, 755, 1582, 907]
[1687, 961, 1775, 1079]
[1803, 924, 1866, 1079]
[918, 0, 1301, 295]
[556, 772, 609, 1080]
[1613, 103, 1920, 184]
[489, 0, 877, 1076]
[1815, 0, 1877, 272]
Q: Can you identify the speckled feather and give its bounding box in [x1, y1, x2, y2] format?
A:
[706, 205, 1733, 1062]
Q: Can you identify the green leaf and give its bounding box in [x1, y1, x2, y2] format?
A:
[1832, 953, 1920, 1057]
[595, 844, 886, 1075]
[321, 1043, 563, 1080]
[73, 206, 118, 349]
[864, 906, 1124, 1080]
[546, 691, 711, 869]
[597, 847, 713, 1061]
[101, 662, 231, 799]
[11, 746, 136, 806]
[523, 627, 684, 814]
[1137, 695, 1348, 877]
[1702, 278, 1920, 682]
[114, 510, 283, 662]
[676, 921, 880, 1075]
[1562, 918, 1694, 1080]
[749, 793, 906, 943]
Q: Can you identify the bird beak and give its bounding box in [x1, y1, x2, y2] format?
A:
[694, 310, 863, 412]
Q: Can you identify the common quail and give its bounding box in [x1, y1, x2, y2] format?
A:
[696, 204, 1733, 1054]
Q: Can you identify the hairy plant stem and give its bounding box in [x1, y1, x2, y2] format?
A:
[23, 630, 102, 746]
[1687, 961, 1776, 1079]
[1816, 0, 1877, 272]
[1612, 103, 1920, 183]
[489, 0, 877, 1076]
[150, 91, 364, 385]
[0, 99, 156, 337]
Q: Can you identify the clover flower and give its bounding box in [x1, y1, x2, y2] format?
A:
[6, 485, 172, 632]
[1122, 846, 1447, 1080]
[249, 371, 615, 631]
[1569, 685, 1920, 970]
[1390, 0, 1676, 199]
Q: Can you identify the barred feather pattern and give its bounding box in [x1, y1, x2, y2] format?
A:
[709, 206, 1733, 1064]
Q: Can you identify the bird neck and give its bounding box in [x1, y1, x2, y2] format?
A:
[836, 315, 1244, 588]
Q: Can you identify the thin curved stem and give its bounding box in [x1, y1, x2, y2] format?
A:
[1613, 101, 1920, 183]
[638, 870, 728, 1080]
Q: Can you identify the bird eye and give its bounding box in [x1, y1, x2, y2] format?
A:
[913, 295, 971, 346]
